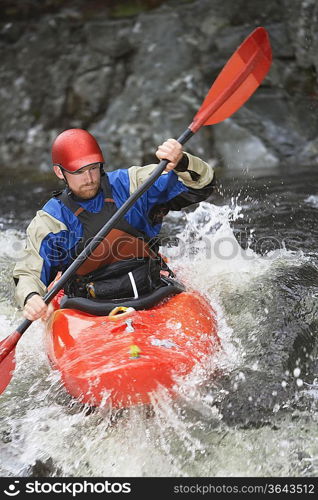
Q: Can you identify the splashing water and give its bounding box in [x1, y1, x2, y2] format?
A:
[0, 195, 317, 477]
[304, 195, 318, 208]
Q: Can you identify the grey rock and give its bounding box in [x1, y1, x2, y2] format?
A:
[0, 0, 317, 172]
[214, 119, 279, 172]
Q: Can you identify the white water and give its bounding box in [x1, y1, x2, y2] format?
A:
[0, 202, 317, 477]
[305, 195, 318, 208]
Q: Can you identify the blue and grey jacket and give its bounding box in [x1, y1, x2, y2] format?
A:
[13, 152, 214, 307]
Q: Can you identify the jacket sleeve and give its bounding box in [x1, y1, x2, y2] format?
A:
[165, 152, 215, 210]
[127, 152, 215, 214]
[13, 210, 68, 308]
[128, 152, 214, 195]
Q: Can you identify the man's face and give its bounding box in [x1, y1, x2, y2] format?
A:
[57, 163, 101, 199]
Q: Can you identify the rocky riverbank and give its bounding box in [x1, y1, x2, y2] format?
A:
[1, 0, 318, 173]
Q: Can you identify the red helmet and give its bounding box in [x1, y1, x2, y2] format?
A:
[52, 129, 104, 173]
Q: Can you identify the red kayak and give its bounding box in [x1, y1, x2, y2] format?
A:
[44, 289, 219, 408]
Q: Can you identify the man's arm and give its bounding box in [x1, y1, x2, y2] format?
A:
[13, 215, 49, 308]
[13, 210, 68, 318]
[128, 140, 214, 195]
[106, 140, 215, 236]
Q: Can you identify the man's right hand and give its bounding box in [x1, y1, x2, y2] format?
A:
[23, 294, 50, 321]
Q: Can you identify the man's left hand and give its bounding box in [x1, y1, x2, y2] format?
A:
[156, 139, 183, 172]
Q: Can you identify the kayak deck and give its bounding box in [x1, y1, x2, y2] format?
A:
[45, 291, 219, 407]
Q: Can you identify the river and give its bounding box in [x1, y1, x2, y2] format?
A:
[0, 163, 317, 477]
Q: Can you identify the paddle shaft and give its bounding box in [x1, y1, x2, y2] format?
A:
[15, 127, 194, 336]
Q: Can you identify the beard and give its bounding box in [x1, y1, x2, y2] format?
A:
[72, 181, 100, 200]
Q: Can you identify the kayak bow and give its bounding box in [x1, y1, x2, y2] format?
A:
[45, 290, 219, 407]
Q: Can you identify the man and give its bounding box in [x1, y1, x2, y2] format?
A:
[13, 128, 215, 321]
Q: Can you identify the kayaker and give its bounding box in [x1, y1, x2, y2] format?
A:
[13, 128, 215, 321]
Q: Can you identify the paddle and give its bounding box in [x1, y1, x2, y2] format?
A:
[0, 26, 272, 394]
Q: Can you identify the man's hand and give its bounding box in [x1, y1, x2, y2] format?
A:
[23, 294, 52, 321]
[156, 138, 183, 172]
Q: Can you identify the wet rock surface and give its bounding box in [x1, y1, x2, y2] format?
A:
[1, 0, 318, 172]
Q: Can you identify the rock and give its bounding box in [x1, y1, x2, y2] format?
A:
[284, 0, 318, 69]
[214, 119, 279, 172]
[0, 0, 317, 172]
[300, 137, 318, 163]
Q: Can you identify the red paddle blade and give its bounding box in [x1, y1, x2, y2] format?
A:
[0, 332, 20, 394]
[0, 349, 16, 394]
[190, 27, 272, 132]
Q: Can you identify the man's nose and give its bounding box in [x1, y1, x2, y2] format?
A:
[84, 169, 93, 182]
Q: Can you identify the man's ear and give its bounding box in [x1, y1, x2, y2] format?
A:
[53, 165, 65, 180]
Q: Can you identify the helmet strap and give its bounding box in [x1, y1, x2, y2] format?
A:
[61, 169, 69, 187]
